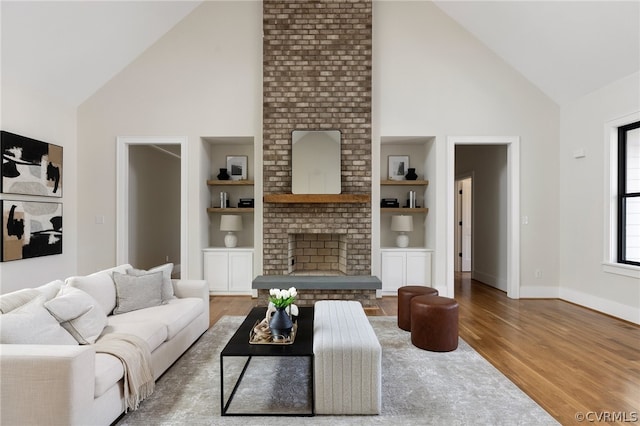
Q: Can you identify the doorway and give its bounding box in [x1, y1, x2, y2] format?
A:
[454, 176, 472, 272]
[116, 136, 189, 278]
[446, 136, 520, 299]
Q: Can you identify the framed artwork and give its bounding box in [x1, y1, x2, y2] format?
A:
[1, 200, 62, 262]
[388, 155, 409, 180]
[226, 155, 248, 180]
[1, 131, 63, 197]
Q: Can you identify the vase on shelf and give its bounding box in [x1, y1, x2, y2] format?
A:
[269, 307, 293, 340]
[217, 168, 230, 180]
[405, 168, 418, 180]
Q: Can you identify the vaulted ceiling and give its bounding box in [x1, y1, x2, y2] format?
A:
[2, 1, 638, 107]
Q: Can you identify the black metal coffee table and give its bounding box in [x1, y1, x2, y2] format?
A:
[220, 306, 314, 416]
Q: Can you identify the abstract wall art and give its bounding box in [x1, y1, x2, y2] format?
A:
[1, 200, 62, 262]
[1, 131, 63, 197]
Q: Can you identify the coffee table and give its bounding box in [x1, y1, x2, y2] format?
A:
[220, 306, 314, 416]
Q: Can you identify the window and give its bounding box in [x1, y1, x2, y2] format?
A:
[617, 121, 640, 266]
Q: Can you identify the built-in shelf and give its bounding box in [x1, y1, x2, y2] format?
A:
[380, 207, 429, 213]
[207, 207, 254, 213]
[380, 180, 429, 186]
[207, 180, 254, 186]
[263, 194, 371, 204]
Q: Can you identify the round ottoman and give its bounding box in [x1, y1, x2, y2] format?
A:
[410, 295, 459, 352]
[397, 286, 439, 331]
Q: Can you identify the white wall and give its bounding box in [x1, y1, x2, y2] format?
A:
[456, 145, 508, 291]
[373, 1, 561, 296]
[0, 81, 78, 292]
[559, 71, 640, 324]
[77, 1, 263, 278]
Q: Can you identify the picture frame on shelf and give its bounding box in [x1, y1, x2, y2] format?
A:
[226, 155, 248, 180]
[388, 155, 409, 181]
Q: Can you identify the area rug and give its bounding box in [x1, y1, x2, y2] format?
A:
[116, 316, 558, 425]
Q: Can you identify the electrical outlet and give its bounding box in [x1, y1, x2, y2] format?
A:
[534, 269, 542, 279]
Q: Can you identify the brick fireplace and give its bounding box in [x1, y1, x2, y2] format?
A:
[261, 0, 374, 305]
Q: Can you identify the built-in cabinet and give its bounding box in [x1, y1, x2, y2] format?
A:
[380, 248, 432, 295]
[203, 248, 253, 295]
[202, 137, 256, 294]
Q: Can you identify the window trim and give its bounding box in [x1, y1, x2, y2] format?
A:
[604, 112, 640, 278]
[617, 121, 640, 266]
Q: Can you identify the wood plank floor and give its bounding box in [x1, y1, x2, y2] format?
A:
[209, 273, 640, 425]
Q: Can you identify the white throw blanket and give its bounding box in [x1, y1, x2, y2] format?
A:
[94, 333, 155, 412]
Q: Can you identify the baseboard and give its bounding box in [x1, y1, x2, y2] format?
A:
[559, 287, 640, 325]
[472, 270, 507, 292]
[519, 286, 560, 298]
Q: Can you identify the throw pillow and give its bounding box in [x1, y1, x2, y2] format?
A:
[127, 263, 175, 303]
[44, 286, 108, 344]
[112, 271, 163, 315]
[66, 271, 117, 316]
[0, 288, 42, 314]
[36, 279, 64, 301]
[0, 295, 78, 345]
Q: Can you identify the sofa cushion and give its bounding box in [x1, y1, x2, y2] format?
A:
[0, 288, 42, 314]
[128, 263, 175, 303]
[101, 318, 168, 352]
[67, 272, 117, 316]
[44, 287, 108, 344]
[66, 264, 132, 316]
[107, 298, 203, 341]
[112, 271, 163, 315]
[94, 353, 125, 398]
[0, 295, 78, 345]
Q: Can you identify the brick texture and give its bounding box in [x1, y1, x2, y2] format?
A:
[258, 289, 377, 308]
[263, 0, 372, 290]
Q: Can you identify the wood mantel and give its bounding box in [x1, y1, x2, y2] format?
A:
[263, 194, 371, 204]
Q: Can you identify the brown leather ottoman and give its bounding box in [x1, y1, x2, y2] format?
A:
[398, 286, 438, 331]
[410, 295, 459, 352]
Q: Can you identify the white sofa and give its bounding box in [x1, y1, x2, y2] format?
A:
[0, 264, 209, 426]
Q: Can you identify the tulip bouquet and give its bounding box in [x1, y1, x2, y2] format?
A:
[268, 287, 299, 318]
[269, 287, 297, 308]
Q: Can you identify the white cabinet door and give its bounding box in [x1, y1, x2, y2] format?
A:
[406, 251, 431, 286]
[228, 251, 253, 292]
[381, 251, 405, 293]
[381, 249, 433, 294]
[203, 251, 229, 292]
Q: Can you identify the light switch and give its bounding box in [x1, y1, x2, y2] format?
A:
[95, 215, 105, 224]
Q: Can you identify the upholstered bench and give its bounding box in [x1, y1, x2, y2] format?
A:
[313, 300, 382, 415]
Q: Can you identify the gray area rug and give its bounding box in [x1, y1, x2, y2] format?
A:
[117, 316, 558, 425]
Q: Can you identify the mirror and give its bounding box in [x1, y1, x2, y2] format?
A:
[292, 130, 341, 194]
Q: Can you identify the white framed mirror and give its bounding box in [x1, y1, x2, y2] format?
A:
[292, 130, 341, 194]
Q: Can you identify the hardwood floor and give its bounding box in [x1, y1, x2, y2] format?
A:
[209, 274, 640, 425]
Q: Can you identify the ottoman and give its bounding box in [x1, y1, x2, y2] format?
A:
[313, 301, 382, 415]
[410, 295, 459, 352]
[397, 286, 439, 331]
